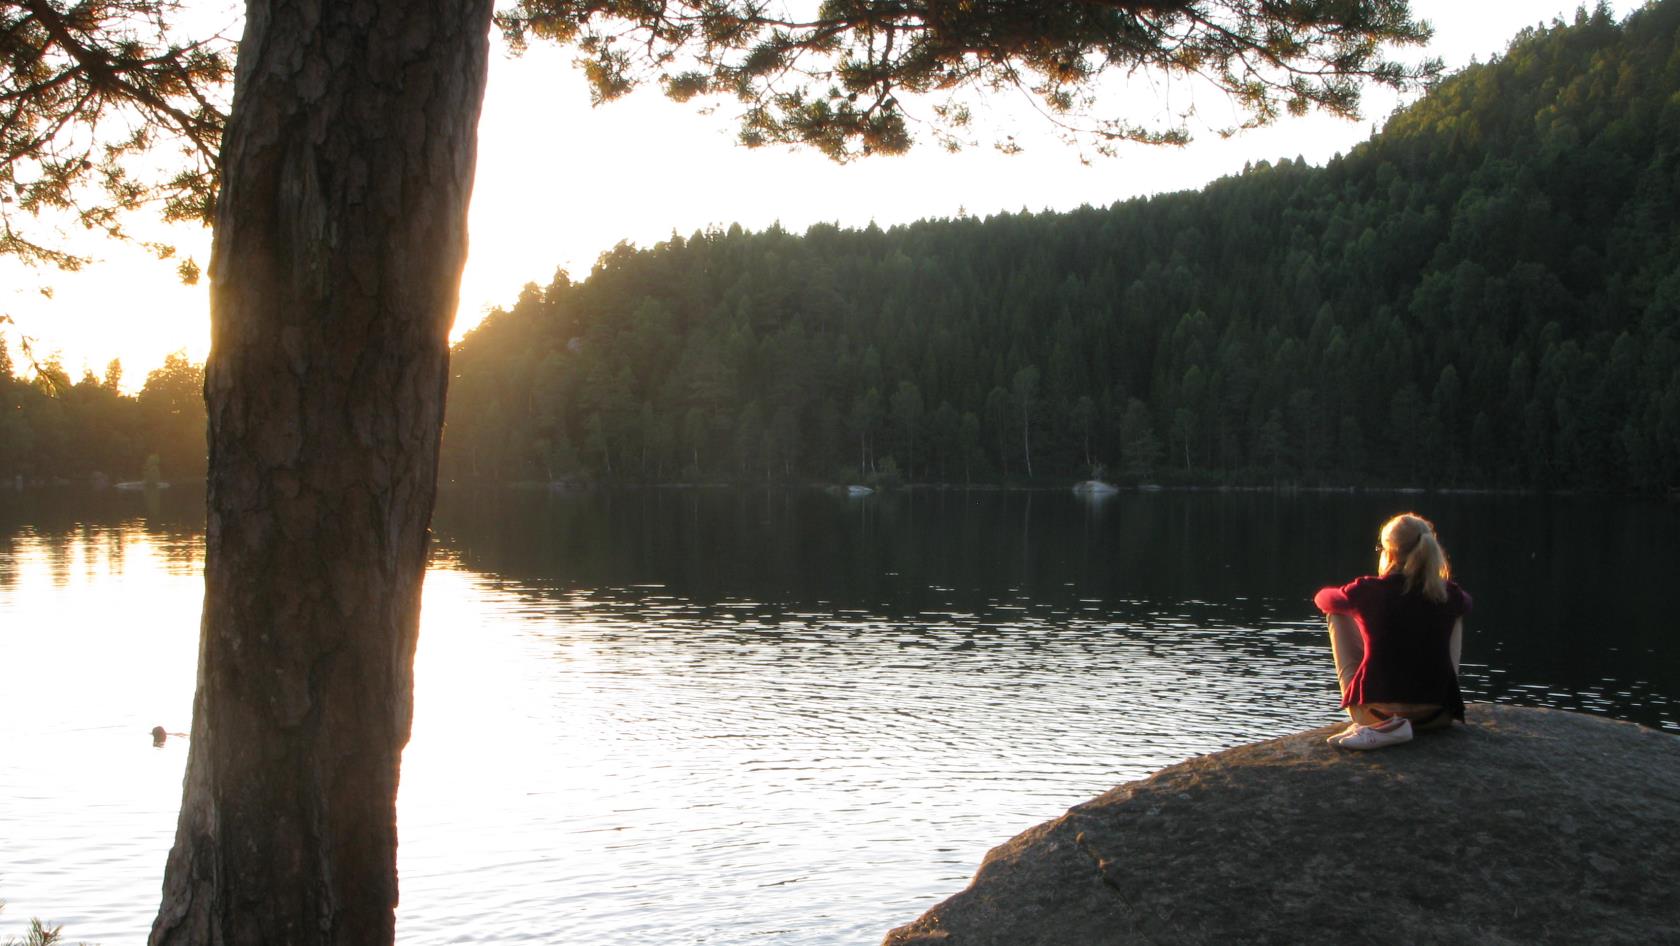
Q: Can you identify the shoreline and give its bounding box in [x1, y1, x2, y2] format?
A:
[442, 479, 1624, 499]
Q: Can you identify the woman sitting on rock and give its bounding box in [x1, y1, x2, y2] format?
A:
[1314, 512, 1471, 750]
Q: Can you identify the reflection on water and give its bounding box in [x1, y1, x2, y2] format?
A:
[432, 487, 1680, 731]
[1, 486, 1676, 944]
[0, 495, 205, 945]
[398, 567, 1339, 945]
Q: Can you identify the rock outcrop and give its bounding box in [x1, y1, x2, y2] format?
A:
[883, 704, 1680, 946]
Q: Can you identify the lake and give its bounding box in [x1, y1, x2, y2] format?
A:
[2, 486, 1676, 944]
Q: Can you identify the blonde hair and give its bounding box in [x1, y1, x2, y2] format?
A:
[1378, 512, 1451, 603]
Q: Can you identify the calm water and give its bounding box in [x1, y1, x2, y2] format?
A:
[2, 486, 1676, 944]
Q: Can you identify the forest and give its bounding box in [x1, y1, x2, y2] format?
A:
[0, 342, 206, 486]
[441, 2, 1680, 494]
[6, 3, 1680, 494]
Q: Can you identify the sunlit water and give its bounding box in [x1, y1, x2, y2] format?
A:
[3, 487, 1676, 944]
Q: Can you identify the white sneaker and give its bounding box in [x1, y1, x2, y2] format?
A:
[1326, 722, 1361, 745]
[1336, 717, 1413, 751]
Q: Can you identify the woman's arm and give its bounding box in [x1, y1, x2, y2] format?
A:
[1449, 618, 1463, 674]
[1314, 585, 1353, 614]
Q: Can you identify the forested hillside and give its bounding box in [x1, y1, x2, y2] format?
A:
[14, 4, 1670, 493]
[445, 3, 1680, 493]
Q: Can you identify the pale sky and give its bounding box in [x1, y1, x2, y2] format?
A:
[0, 1, 1638, 392]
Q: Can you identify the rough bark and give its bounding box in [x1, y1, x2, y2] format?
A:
[150, 2, 492, 943]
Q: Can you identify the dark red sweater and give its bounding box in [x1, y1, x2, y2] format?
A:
[1314, 573, 1472, 720]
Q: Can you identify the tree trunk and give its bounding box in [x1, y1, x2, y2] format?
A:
[150, 2, 492, 943]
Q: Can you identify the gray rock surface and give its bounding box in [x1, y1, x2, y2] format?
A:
[882, 704, 1680, 946]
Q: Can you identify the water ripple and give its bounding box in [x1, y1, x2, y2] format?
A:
[3, 503, 1677, 945]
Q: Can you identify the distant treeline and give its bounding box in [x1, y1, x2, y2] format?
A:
[8, 6, 1680, 494]
[443, 3, 1680, 493]
[0, 343, 206, 485]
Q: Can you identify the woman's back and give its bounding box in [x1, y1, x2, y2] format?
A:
[1322, 573, 1470, 711]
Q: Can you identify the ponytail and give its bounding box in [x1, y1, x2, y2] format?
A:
[1406, 530, 1450, 603]
[1379, 513, 1452, 603]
